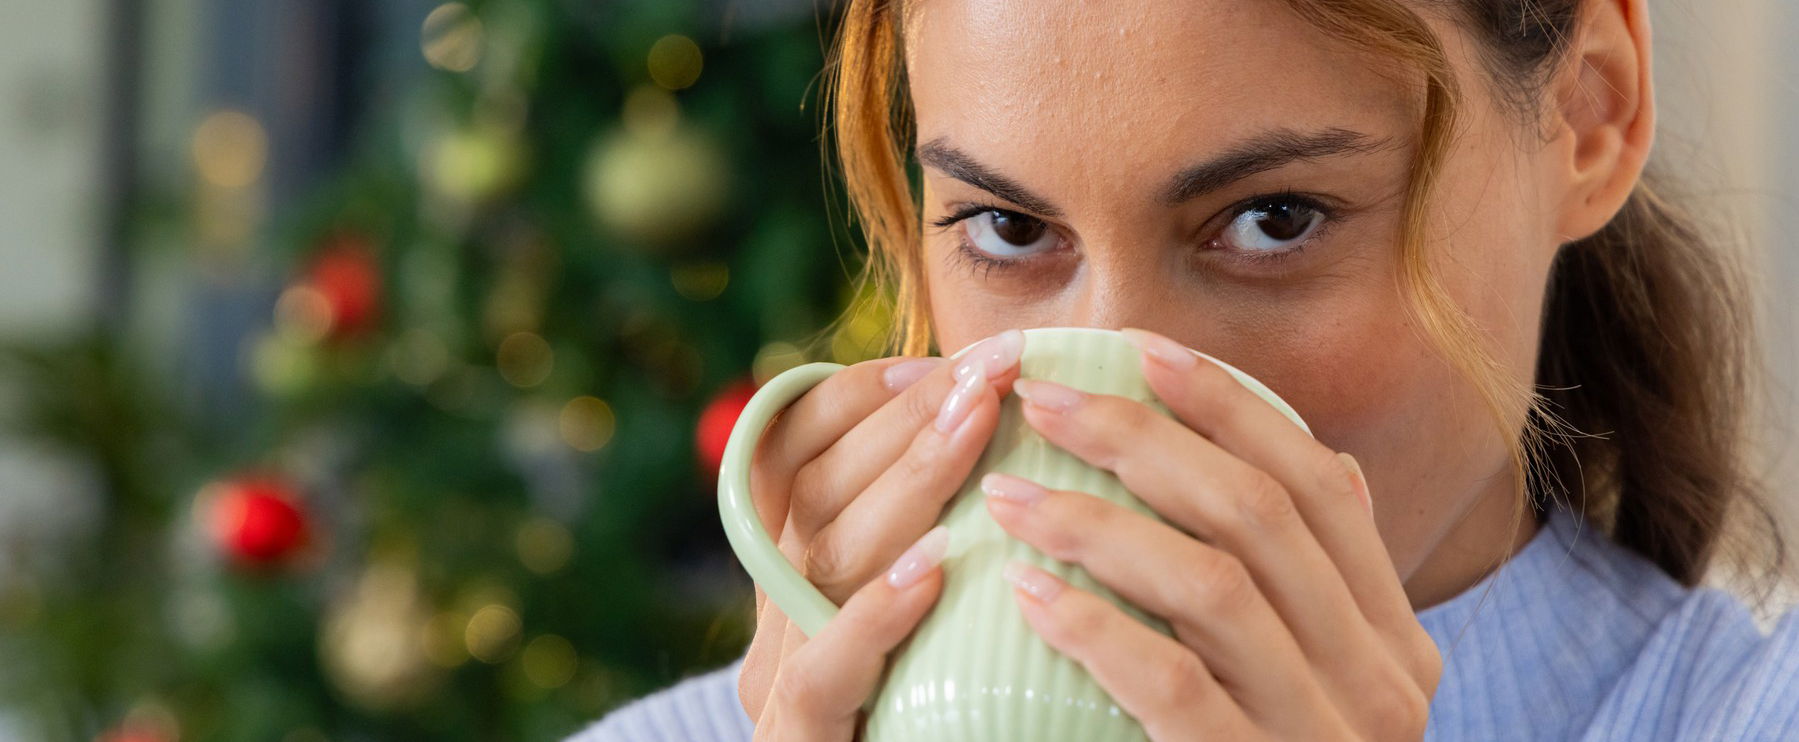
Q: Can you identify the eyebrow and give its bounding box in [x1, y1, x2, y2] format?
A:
[914, 127, 1391, 217]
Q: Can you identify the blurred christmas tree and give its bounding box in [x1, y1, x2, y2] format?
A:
[0, 1, 896, 739]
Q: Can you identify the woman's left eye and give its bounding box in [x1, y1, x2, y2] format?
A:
[1220, 197, 1327, 256]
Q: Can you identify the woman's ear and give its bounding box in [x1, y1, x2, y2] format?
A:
[1549, 0, 1654, 243]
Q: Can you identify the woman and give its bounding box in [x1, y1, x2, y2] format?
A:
[573, 0, 1798, 739]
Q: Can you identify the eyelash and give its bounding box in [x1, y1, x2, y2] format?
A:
[926, 190, 1338, 277]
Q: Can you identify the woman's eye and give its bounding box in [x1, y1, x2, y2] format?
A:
[1221, 198, 1326, 254]
[964, 209, 1057, 258]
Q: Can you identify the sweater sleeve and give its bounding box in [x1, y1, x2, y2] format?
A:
[563, 657, 753, 742]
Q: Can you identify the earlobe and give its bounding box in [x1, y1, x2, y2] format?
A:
[1551, 0, 1655, 243]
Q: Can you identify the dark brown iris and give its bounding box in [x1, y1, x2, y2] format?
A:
[990, 211, 1047, 246]
[1254, 201, 1312, 241]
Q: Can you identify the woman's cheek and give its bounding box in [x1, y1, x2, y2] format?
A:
[1208, 291, 1425, 454]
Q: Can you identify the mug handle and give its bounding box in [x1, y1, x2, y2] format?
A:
[717, 361, 847, 637]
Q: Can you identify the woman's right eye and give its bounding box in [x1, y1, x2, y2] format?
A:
[963, 209, 1058, 258]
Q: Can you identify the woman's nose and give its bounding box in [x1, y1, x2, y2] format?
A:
[1059, 256, 1174, 331]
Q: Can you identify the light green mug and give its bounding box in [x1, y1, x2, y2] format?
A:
[719, 326, 1311, 741]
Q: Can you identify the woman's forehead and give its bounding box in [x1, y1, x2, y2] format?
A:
[903, 0, 1418, 171]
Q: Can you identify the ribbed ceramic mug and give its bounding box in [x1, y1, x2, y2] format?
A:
[719, 326, 1312, 741]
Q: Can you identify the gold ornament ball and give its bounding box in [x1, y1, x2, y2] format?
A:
[583, 126, 730, 248]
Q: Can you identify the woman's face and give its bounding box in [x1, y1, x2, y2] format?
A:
[904, 0, 1570, 607]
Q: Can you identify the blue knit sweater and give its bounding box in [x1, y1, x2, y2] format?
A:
[568, 506, 1799, 740]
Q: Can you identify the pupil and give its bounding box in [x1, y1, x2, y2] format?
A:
[1256, 203, 1310, 241]
[992, 212, 1045, 245]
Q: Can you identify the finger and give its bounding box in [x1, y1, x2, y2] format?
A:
[803, 364, 1003, 603]
[760, 527, 949, 740]
[1119, 327, 1416, 635]
[788, 329, 1023, 537]
[1009, 381, 1387, 679]
[752, 522, 819, 722]
[761, 355, 945, 475]
[750, 355, 945, 538]
[984, 473, 1322, 730]
[998, 561, 1261, 741]
[738, 593, 788, 722]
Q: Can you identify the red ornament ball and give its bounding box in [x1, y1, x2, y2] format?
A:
[696, 379, 759, 479]
[205, 474, 310, 566]
[304, 233, 382, 341]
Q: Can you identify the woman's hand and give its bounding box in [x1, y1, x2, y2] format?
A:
[981, 327, 1441, 741]
[752, 526, 949, 741]
[737, 330, 1024, 724]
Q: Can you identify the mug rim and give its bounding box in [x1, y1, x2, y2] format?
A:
[944, 326, 1312, 437]
[945, 326, 1122, 359]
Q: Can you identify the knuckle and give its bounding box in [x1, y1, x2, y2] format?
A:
[903, 377, 945, 427]
[1150, 651, 1213, 717]
[802, 532, 864, 599]
[788, 466, 853, 540]
[1235, 471, 1298, 534]
[1360, 670, 1430, 739]
[1186, 550, 1257, 617]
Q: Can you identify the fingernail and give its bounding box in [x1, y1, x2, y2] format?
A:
[1338, 452, 1373, 516]
[882, 358, 942, 392]
[888, 525, 950, 589]
[981, 472, 1047, 505]
[954, 329, 1024, 381]
[935, 361, 988, 433]
[1001, 561, 1063, 604]
[1120, 328, 1198, 370]
[1013, 379, 1083, 413]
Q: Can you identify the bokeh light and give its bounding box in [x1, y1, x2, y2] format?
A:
[558, 396, 616, 452]
[463, 603, 521, 664]
[387, 329, 451, 387]
[274, 285, 334, 345]
[421, 3, 484, 72]
[752, 341, 806, 385]
[646, 35, 702, 90]
[191, 109, 268, 189]
[421, 610, 470, 668]
[496, 331, 553, 387]
[670, 261, 729, 301]
[621, 85, 680, 138]
[521, 634, 578, 689]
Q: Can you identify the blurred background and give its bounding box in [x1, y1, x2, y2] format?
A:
[0, 0, 1791, 740]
